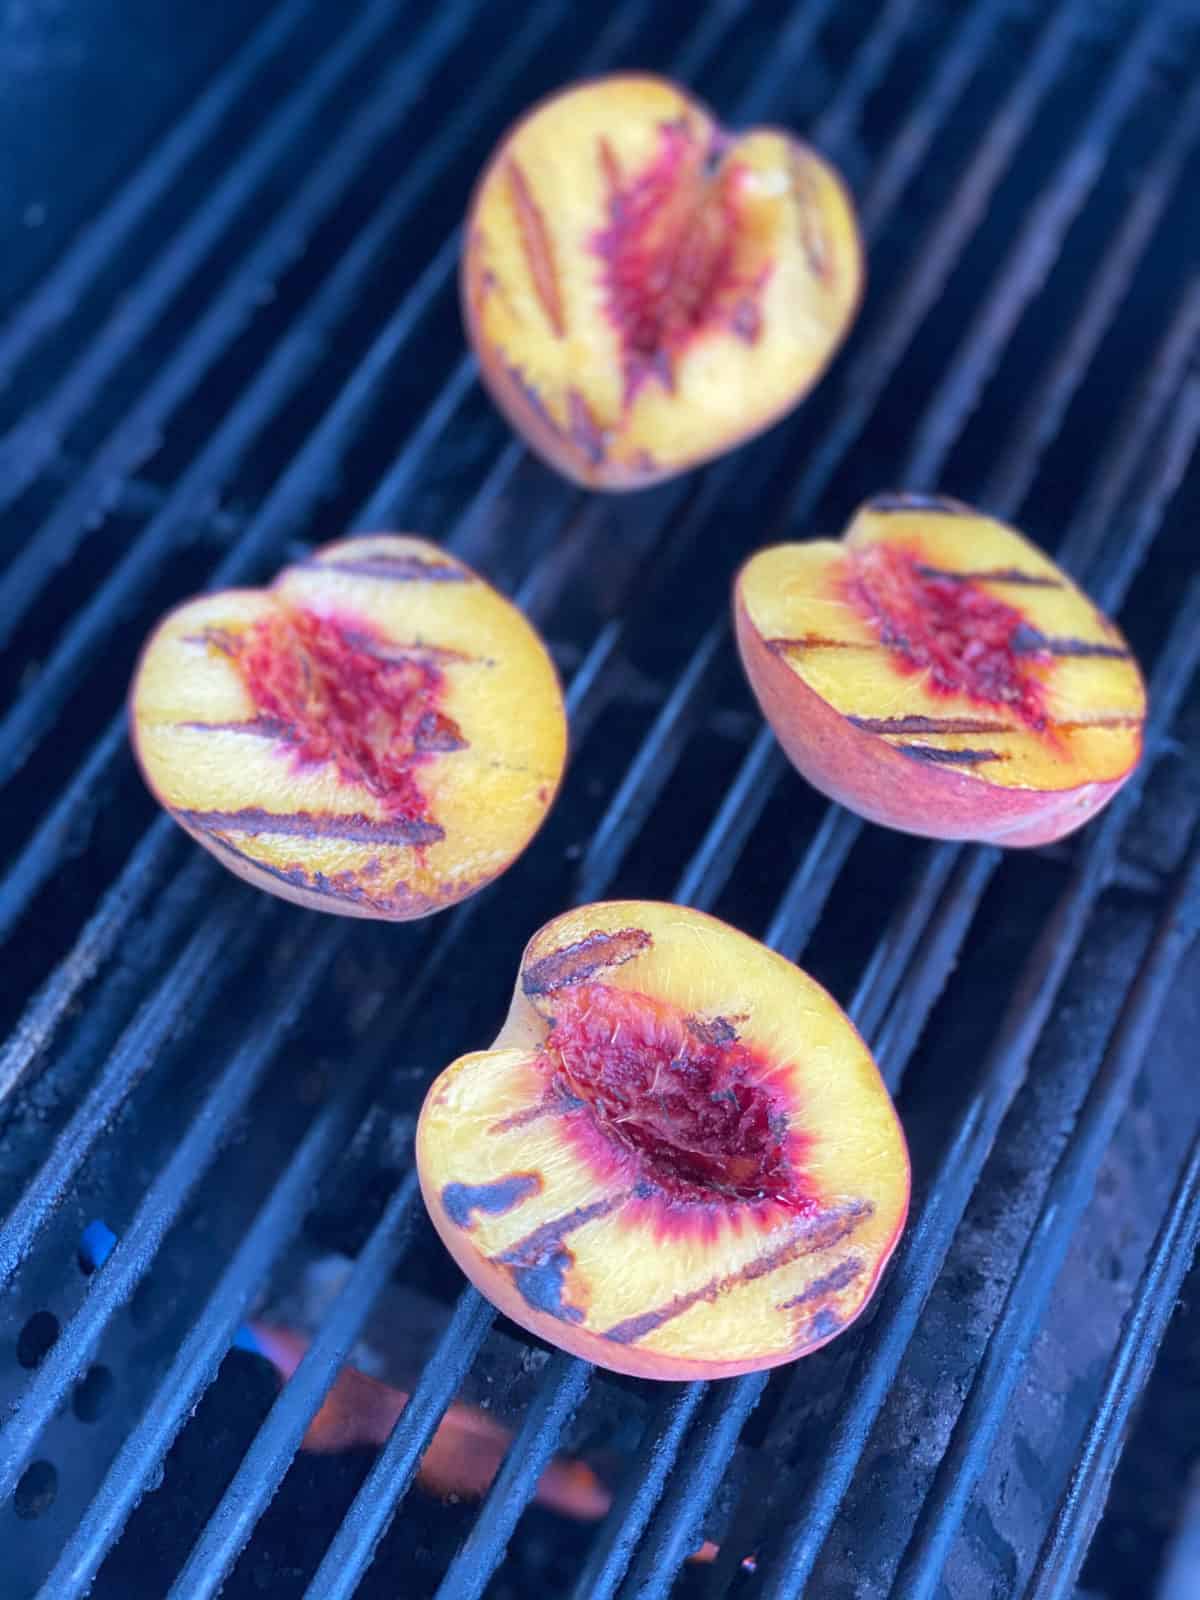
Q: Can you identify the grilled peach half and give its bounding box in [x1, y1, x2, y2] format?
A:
[417, 901, 909, 1381]
[734, 495, 1146, 847]
[462, 73, 863, 490]
[129, 536, 567, 919]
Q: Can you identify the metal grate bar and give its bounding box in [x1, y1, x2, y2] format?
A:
[35, 975, 417, 1599]
[776, 0, 1088, 541]
[0, 815, 183, 1101]
[302, 1287, 497, 1600]
[576, 624, 728, 903]
[0, 0, 557, 790]
[982, 72, 1200, 511]
[167, 1174, 423, 1600]
[756, 556, 1200, 1599]
[0, 0, 430, 554]
[565, 1386, 710, 1600]
[433, 1353, 595, 1600]
[0, 0, 313, 387]
[846, 842, 960, 1039]
[673, 728, 788, 906]
[619, 1374, 770, 1599]
[0, 927, 346, 1506]
[0, 888, 271, 1299]
[810, 0, 925, 152]
[1026, 1129, 1200, 1600]
[858, 0, 1015, 236]
[892, 831, 1200, 1597]
[903, 5, 1173, 486]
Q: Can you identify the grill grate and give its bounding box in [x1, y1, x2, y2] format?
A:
[1, 1, 1198, 1597]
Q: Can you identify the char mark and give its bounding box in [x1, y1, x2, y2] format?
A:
[897, 744, 1005, 767]
[489, 1086, 584, 1135]
[685, 1014, 741, 1047]
[1011, 624, 1131, 659]
[303, 555, 470, 583]
[777, 1255, 864, 1310]
[494, 1194, 627, 1323]
[175, 805, 444, 848]
[506, 158, 566, 338]
[522, 926, 653, 997]
[441, 1173, 542, 1230]
[914, 562, 1063, 588]
[566, 388, 608, 464]
[602, 1201, 872, 1346]
[176, 715, 287, 738]
[807, 1307, 842, 1341]
[766, 634, 870, 654]
[849, 714, 1012, 735]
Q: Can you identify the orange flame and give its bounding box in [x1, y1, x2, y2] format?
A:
[249, 1322, 610, 1520]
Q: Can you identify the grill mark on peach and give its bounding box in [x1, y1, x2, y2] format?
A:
[441, 1173, 542, 1229]
[200, 833, 407, 911]
[791, 158, 832, 285]
[522, 927, 653, 997]
[299, 555, 471, 583]
[685, 1014, 742, 1047]
[777, 1255, 864, 1310]
[808, 1307, 841, 1341]
[505, 158, 566, 339]
[766, 634, 877, 654]
[851, 713, 1142, 740]
[176, 715, 288, 738]
[566, 389, 608, 465]
[601, 1201, 871, 1346]
[489, 1087, 584, 1135]
[866, 492, 971, 516]
[175, 805, 445, 847]
[505, 361, 563, 439]
[897, 744, 1007, 767]
[1011, 625, 1131, 660]
[914, 563, 1063, 589]
[849, 714, 1013, 736]
[494, 1193, 630, 1323]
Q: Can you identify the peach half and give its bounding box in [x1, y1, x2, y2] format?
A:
[416, 902, 909, 1380]
[735, 495, 1147, 847]
[462, 73, 863, 490]
[129, 535, 567, 919]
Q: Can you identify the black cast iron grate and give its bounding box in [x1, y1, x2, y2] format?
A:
[1, 0, 1199, 1596]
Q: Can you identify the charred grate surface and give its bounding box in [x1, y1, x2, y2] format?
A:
[0, 1, 1198, 1598]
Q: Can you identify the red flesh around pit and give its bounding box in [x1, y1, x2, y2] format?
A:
[845, 542, 1051, 731]
[544, 983, 812, 1211]
[232, 607, 462, 824]
[592, 122, 751, 405]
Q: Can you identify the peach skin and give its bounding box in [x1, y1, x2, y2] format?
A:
[129, 535, 567, 919]
[417, 901, 909, 1381]
[462, 73, 863, 489]
[735, 494, 1146, 847]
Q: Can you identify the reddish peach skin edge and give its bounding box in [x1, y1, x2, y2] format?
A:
[733, 584, 1139, 849]
[459, 74, 865, 492]
[417, 897, 909, 1382]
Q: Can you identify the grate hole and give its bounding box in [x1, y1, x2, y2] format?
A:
[72, 1363, 114, 1423]
[13, 1460, 57, 1519]
[16, 1311, 59, 1369]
